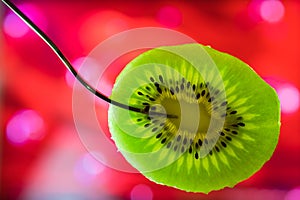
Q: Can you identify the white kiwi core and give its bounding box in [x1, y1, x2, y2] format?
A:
[161, 98, 211, 134]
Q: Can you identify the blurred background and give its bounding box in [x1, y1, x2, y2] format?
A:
[1, 0, 300, 199]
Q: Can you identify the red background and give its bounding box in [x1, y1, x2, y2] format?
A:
[1, 0, 300, 199]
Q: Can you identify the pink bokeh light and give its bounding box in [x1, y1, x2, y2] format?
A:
[65, 57, 101, 88]
[285, 187, 300, 200]
[260, 0, 285, 23]
[4, 13, 29, 38]
[6, 109, 45, 145]
[73, 153, 106, 185]
[130, 184, 153, 200]
[3, 3, 47, 38]
[278, 84, 300, 114]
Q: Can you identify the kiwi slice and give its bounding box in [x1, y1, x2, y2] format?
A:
[108, 43, 280, 193]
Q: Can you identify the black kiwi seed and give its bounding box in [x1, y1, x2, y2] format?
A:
[152, 127, 158, 132]
[238, 122, 245, 127]
[204, 138, 208, 144]
[174, 145, 178, 151]
[232, 130, 238, 135]
[192, 84, 196, 91]
[181, 147, 185, 153]
[226, 136, 232, 141]
[187, 82, 191, 88]
[201, 90, 206, 96]
[181, 84, 184, 90]
[167, 142, 172, 148]
[189, 146, 192, 153]
[144, 105, 150, 112]
[159, 75, 164, 83]
[198, 139, 203, 146]
[147, 96, 155, 101]
[170, 87, 175, 95]
[221, 141, 227, 148]
[156, 133, 162, 138]
[157, 87, 162, 94]
[221, 101, 227, 106]
[161, 138, 167, 144]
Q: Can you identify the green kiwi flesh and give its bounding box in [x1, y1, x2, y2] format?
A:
[108, 43, 280, 193]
